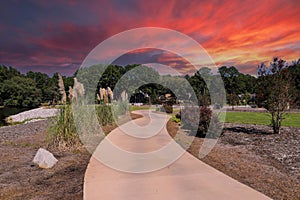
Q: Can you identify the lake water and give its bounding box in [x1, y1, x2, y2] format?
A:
[0, 107, 31, 126]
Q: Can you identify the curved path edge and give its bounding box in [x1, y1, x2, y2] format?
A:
[84, 110, 272, 200]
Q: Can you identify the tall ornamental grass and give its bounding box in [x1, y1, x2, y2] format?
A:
[47, 76, 83, 150]
[47, 104, 81, 150]
[95, 104, 114, 126]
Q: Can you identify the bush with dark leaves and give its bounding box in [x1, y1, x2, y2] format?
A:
[180, 106, 222, 138]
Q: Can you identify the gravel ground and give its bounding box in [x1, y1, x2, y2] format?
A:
[0, 112, 143, 199]
[168, 121, 300, 200]
[6, 107, 58, 123]
[0, 119, 91, 199]
[223, 123, 300, 180]
[1, 110, 299, 200]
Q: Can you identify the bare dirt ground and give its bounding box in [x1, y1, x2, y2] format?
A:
[0, 120, 90, 200]
[1, 113, 299, 200]
[0, 113, 141, 200]
[167, 121, 300, 200]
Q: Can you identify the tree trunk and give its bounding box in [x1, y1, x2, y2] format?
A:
[271, 113, 281, 134]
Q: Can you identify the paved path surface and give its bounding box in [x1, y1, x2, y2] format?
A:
[84, 110, 271, 200]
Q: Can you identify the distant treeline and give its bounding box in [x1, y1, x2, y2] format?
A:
[0, 58, 299, 108]
[0, 65, 73, 107]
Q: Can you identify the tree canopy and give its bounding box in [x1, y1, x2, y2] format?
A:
[257, 57, 294, 134]
[0, 60, 299, 108]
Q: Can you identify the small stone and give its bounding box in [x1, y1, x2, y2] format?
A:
[33, 148, 58, 169]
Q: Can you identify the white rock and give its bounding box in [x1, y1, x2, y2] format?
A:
[8, 107, 59, 123]
[33, 148, 58, 169]
[24, 118, 45, 124]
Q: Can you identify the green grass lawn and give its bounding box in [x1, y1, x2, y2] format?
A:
[129, 106, 300, 128]
[129, 105, 180, 112]
[129, 105, 154, 111]
[224, 112, 300, 127]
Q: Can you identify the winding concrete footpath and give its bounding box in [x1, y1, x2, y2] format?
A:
[84, 110, 272, 200]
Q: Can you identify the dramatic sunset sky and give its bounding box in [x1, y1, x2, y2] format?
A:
[0, 0, 299, 76]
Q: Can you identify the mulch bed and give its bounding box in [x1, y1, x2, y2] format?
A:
[1, 113, 299, 200]
[167, 120, 300, 200]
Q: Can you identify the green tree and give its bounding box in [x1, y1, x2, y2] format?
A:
[113, 65, 160, 101]
[289, 59, 300, 108]
[0, 76, 42, 107]
[0, 65, 21, 82]
[26, 71, 49, 102]
[187, 68, 210, 106]
[257, 57, 293, 134]
[218, 66, 240, 109]
[98, 65, 125, 89]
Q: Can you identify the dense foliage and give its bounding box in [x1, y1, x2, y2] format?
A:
[0, 65, 73, 107]
[179, 105, 222, 137]
[257, 57, 294, 134]
[0, 59, 299, 109]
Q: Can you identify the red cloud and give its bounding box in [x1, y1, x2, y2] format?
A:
[1, 0, 299, 75]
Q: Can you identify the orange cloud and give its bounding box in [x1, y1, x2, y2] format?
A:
[1, 0, 299, 75]
[102, 0, 300, 74]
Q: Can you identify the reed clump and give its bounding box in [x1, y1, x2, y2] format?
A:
[47, 75, 83, 150]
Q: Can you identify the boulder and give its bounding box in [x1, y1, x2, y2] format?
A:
[33, 148, 58, 169]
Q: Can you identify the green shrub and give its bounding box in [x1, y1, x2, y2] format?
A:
[180, 106, 222, 138]
[198, 106, 212, 134]
[175, 112, 181, 119]
[161, 104, 173, 113]
[171, 116, 181, 123]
